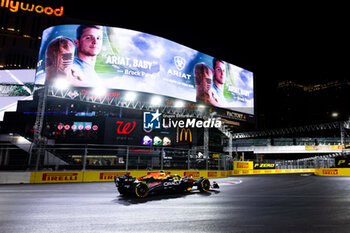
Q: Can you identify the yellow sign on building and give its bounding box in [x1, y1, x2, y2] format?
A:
[179, 128, 192, 142]
[234, 161, 253, 170]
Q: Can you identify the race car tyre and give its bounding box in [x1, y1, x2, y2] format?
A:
[118, 187, 128, 195]
[198, 178, 210, 192]
[134, 182, 149, 198]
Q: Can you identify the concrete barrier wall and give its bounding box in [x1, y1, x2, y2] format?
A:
[29, 170, 232, 183]
[315, 168, 350, 176]
[2, 168, 350, 184]
[232, 168, 316, 175]
[0, 172, 31, 184]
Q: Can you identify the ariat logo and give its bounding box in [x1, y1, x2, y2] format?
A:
[322, 169, 338, 175]
[42, 173, 78, 181]
[167, 56, 191, 79]
[174, 56, 186, 71]
[1, 0, 64, 16]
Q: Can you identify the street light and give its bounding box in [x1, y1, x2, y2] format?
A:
[93, 86, 107, 96]
[150, 96, 162, 106]
[54, 78, 70, 90]
[125, 92, 137, 101]
[174, 100, 185, 108]
[332, 112, 339, 118]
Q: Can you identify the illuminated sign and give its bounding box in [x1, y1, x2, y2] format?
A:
[163, 117, 221, 128]
[129, 149, 152, 154]
[99, 172, 129, 181]
[0, 0, 64, 16]
[143, 110, 161, 129]
[179, 128, 192, 142]
[35, 25, 254, 115]
[142, 135, 152, 145]
[162, 137, 171, 146]
[153, 136, 162, 146]
[254, 162, 275, 169]
[56, 123, 98, 131]
[184, 171, 200, 178]
[336, 159, 350, 168]
[42, 172, 78, 181]
[116, 121, 136, 134]
[322, 169, 338, 175]
[233, 161, 253, 170]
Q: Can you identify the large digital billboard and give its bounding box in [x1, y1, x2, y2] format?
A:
[35, 25, 254, 114]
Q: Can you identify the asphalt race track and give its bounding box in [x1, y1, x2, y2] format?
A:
[1, 174, 350, 233]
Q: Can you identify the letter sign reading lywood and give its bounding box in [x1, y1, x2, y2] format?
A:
[0, 0, 64, 16]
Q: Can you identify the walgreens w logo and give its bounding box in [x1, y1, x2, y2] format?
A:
[116, 121, 136, 134]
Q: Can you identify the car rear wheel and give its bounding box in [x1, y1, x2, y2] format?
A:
[134, 182, 149, 198]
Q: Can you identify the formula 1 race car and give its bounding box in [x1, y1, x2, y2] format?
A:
[114, 172, 219, 198]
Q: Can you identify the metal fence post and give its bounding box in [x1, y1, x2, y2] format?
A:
[82, 145, 87, 171]
[126, 146, 129, 171]
[204, 127, 209, 170]
[187, 149, 190, 170]
[161, 148, 164, 171]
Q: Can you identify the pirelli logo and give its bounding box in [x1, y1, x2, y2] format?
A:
[184, 171, 200, 178]
[42, 173, 78, 181]
[99, 172, 130, 181]
[322, 169, 338, 175]
[237, 163, 250, 169]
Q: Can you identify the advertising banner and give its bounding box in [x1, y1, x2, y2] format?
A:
[305, 145, 350, 151]
[253, 162, 276, 169]
[335, 158, 350, 168]
[234, 161, 253, 170]
[35, 24, 254, 114]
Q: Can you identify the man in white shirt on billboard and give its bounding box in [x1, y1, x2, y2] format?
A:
[212, 58, 227, 107]
[71, 25, 103, 86]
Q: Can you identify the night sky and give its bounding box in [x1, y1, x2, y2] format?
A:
[63, 2, 350, 85]
[62, 2, 349, 126]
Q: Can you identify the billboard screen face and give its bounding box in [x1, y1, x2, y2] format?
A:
[35, 25, 254, 114]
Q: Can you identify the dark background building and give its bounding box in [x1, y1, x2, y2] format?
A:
[1, 2, 350, 131]
[0, 1, 91, 69]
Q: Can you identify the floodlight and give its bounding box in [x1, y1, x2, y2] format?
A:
[125, 92, 137, 101]
[93, 86, 107, 96]
[174, 100, 185, 108]
[197, 104, 206, 110]
[331, 112, 339, 118]
[54, 78, 70, 90]
[151, 96, 162, 106]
